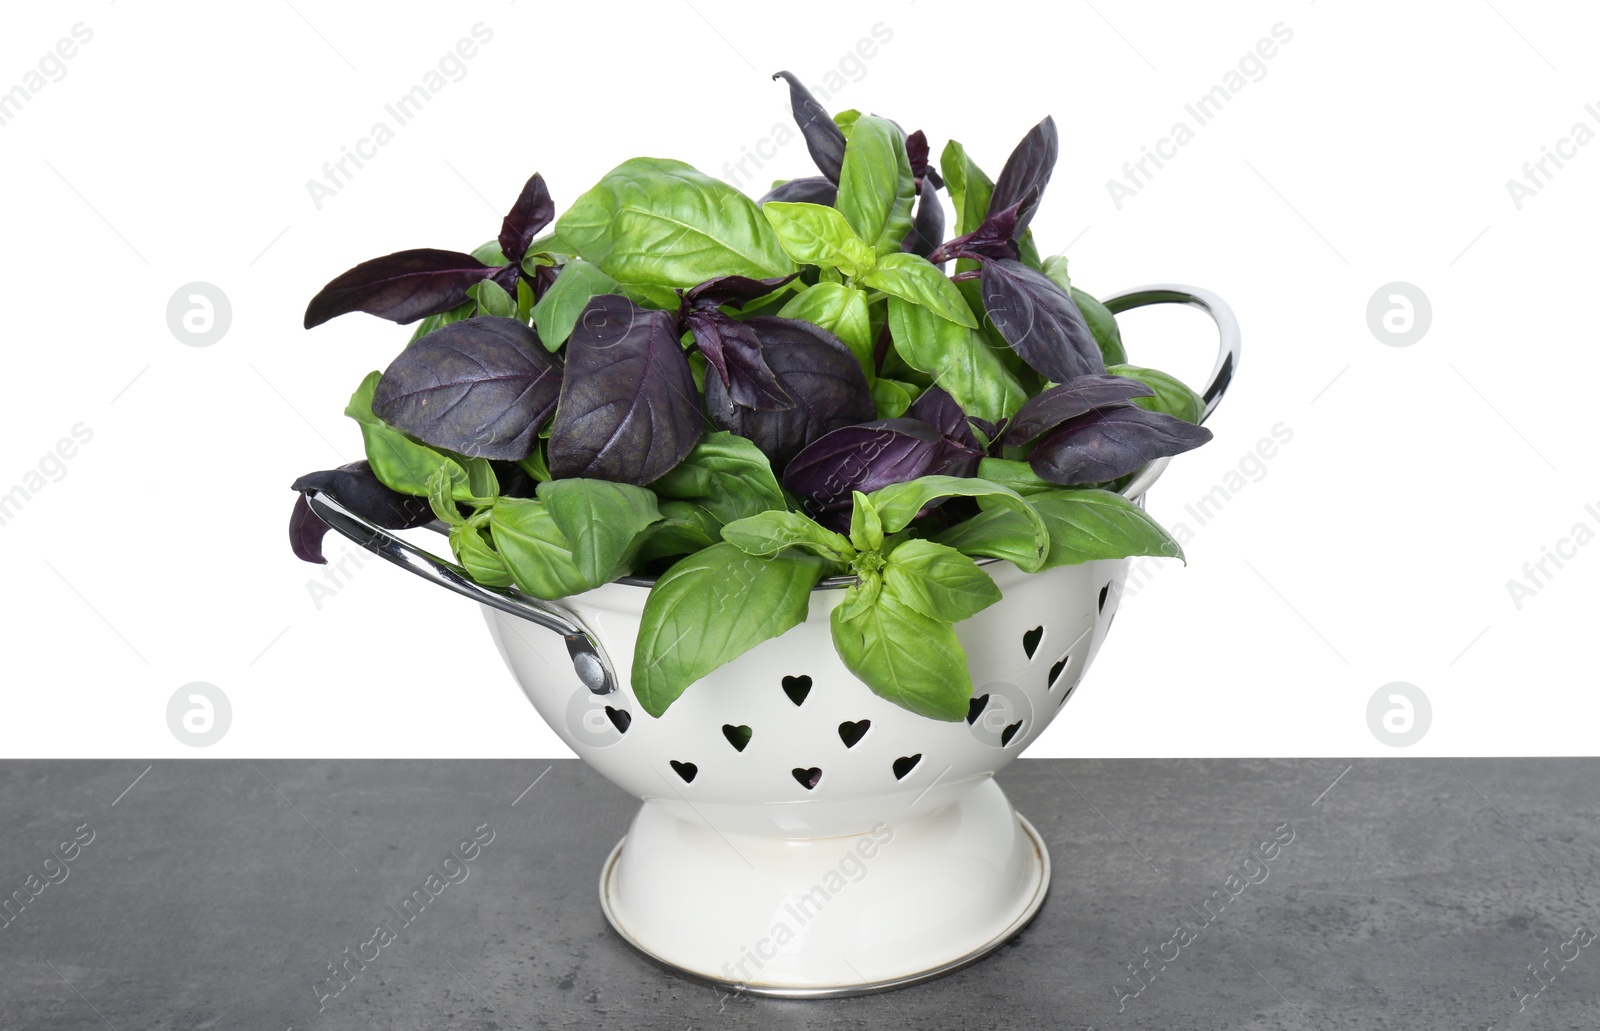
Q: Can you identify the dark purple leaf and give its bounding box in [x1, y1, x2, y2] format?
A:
[304, 248, 502, 329]
[998, 374, 1155, 448]
[783, 418, 949, 528]
[489, 263, 521, 298]
[928, 188, 1034, 264]
[289, 461, 432, 564]
[905, 130, 930, 181]
[987, 116, 1058, 234]
[909, 384, 977, 449]
[901, 176, 945, 259]
[1029, 405, 1213, 485]
[497, 172, 555, 266]
[772, 71, 846, 182]
[980, 258, 1105, 383]
[530, 262, 560, 302]
[758, 177, 839, 206]
[547, 295, 703, 484]
[685, 310, 792, 411]
[371, 316, 562, 461]
[703, 316, 876, 473]
[683, 272, 799, 310]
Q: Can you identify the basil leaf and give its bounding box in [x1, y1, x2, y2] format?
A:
[882, 538, 1002, 623]
[936, 487, 1183, 570]
[345, 371, 470, 498]
[849, 490, 884, 552]
[304, 248, 500, 329]
[939, 140, 995, 237]
[858, 252, 977, 328]
[534, 478, 662, 584]
[871, 377, 916, 418]
[902, 176, 945, 259]
[546, 295, 702, 485]
[988, 116, 1058, 234]
[531, 259, 619, 350]
[836, 115, 914, 256]
[425, 465, 465, 526]
[772, 71, 846, 182]
[497, 172, 555, 267]
[633, 544, 826, 717]
[1071, 285, 1129, 366]
[288, 461, 432, 563]
[489, 497, 601, 599]
[776, 283, 874, 373]
[831, 589, 971, 721]
[865, 474, 1048, 570]
[650, 430, 787, 526]
[885, 296, 1026, 424]
[450, 522, 515, 588]
[1030, 406, 1212, 486]
[974, 457, 1057, 497]
[1110, 364, 1205, 424]
[721, 510, 854, 562]
[372, 317, 561, 461]
[468, 278, 516, 318]
[758, 177, 838, 206]
[783, 419, 950, 528]
[554, 157, 793, 290]
[762, 201, 876, 276]
[685, 311, 792, 411]
[636, 500, 721, 565]
[998, 374, 1154, 448]
[980, 258, 1105, 383]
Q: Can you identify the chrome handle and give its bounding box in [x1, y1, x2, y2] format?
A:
[1101, 283, 1240, 424]
[302, 489, 618, 695]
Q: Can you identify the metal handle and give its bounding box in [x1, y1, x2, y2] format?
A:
[303, 489, 618, 695]
[1101, 283, 1239, 424]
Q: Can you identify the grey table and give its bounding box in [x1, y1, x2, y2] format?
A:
[1, 759, 1596, 1030]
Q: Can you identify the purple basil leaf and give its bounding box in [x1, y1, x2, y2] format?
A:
[547, 295, 703, 484]
[289, 461, 432, 564]
[987, 116, 1058, 234]
[782, 418, 947, 529]
[909, 384, 977, 450]
[906, 130, 931, 181]
[758, 176, 839, 206]
[980, 258, 1105, 383]
[489, 263, 522, 298]
[497, 172, 555, 266]
[1029, 404, 1213, 485]
[998, 374, 1155, 448]
[683, 272, 799, 310]
[304, 248, 502, 329]
[901, 176, 945, 259]
[371, 316, 562, 461]
[772, 71, 846, 183]
[928, 188, 1034, 264]
[703, 316, 875, 474]
[685, 310, 793, 411]
[531, 262, 560, 301]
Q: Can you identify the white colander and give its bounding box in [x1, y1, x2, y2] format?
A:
[305, 283, 1239, 996]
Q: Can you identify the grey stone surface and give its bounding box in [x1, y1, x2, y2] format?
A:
[0, 759, 1596, 1029]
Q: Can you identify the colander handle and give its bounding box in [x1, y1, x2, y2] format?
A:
[1100, 284, 1240, 424]
[302, 488, 618, 696]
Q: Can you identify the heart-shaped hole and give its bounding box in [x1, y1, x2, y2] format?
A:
[1023, 626, 1044, 659]
[966, 694, 990, 725]
[1048, 655, 1070, 689]
[782, 675, 812, 706]
[669, 760, 697, 783]
[838, 720, 870, 748]
[792, 767, 822, 790]
[1001, 720, 1024, 746]
[722, 724, 752, 752]
[892, 754, 922, 780]
[605, 706, 631, 733]
[1098, 583, 1112, 614]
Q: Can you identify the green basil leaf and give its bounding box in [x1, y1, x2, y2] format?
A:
[425, 466, 465, 526]
[884, 297, 1026, 424]
[650, 430, 787, 525]
[554, 157, 794, 292]
[866, 474, 1048, 571]
[1073, 287, 1128, 366]
[833, 108, 861, 137]
[469, 278, 516, 318]
[534, 478, 662, 584]
[721, 510, 853, 562]
[975, 457, 1057, 497]
[636, 499, 721, 564]
[633, 543, 826, 717]
[871, 377, 917, 418]
[1110, 364, 1205, 424]
[831, 589, 971, 721]
[517, 442, 551, 483]
[488, 497, 601, 599]
[849, 490, 884, 553]
[345, 371, 470, 498]
[936, 487, 1183, 570]
[776, 282, 874, 373]
[858, 252, 978, 329]
[836, 115, 914, 256]
[449, 522, 514, 587]
[762, 202, 876, 276]
[882, 538, 1002, 623]
[460, 456, 499, 500]
[939, 140, 995, 237]
[530, 259, 619, 351]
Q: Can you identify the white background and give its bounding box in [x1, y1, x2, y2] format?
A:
[1, 0, 1593, 758]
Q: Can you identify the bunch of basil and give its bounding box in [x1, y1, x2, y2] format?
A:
[288, 72, 1213, 723]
